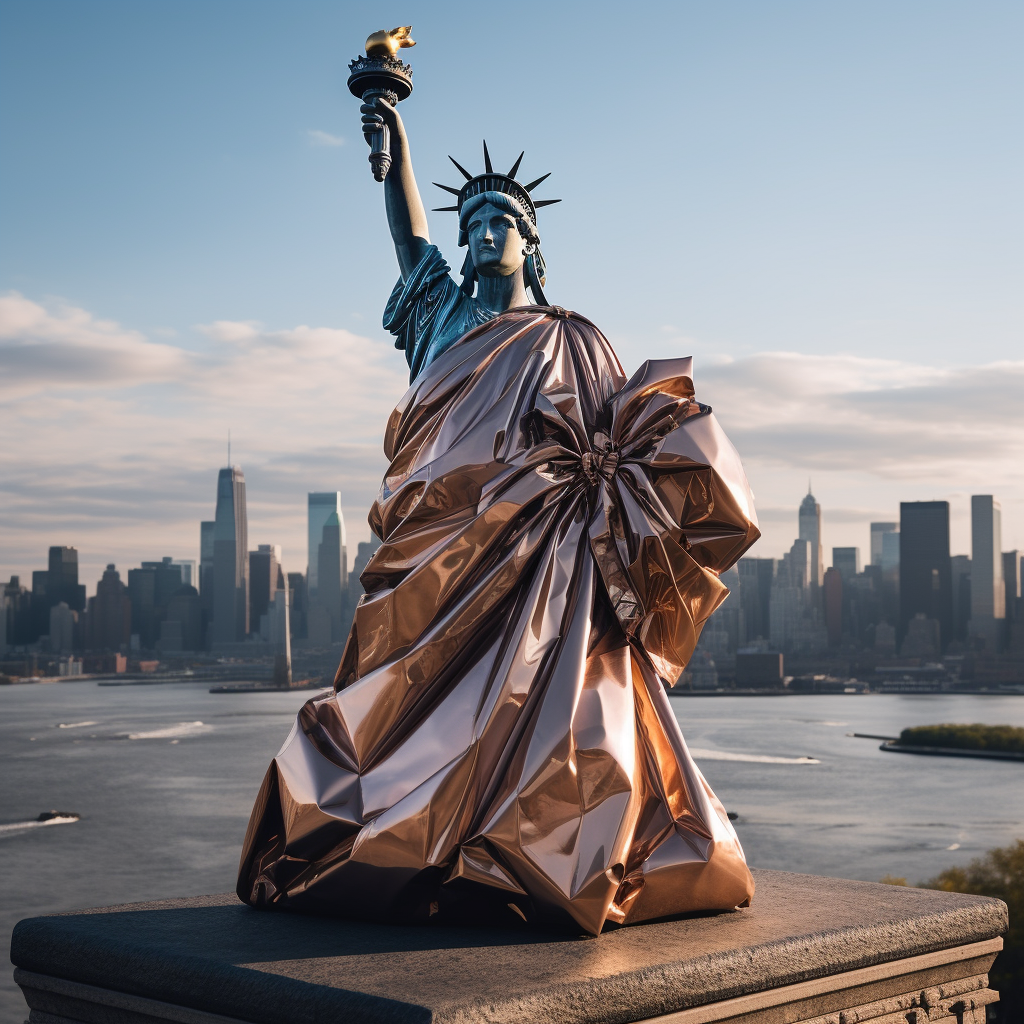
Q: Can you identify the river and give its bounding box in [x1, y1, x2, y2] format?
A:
[2, 682, 1022, 1021]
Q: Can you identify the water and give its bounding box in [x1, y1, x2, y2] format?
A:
[3, 683, 1023, 1022]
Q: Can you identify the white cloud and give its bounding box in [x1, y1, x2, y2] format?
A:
[1, 293, 1021, 589]
[0, 296, 409, 587]
[307, 129, 344, 148]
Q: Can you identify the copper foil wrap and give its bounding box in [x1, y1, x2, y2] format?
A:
[237, 308, 760, 934]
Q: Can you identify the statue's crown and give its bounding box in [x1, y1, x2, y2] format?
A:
[432, 142, 561, 221]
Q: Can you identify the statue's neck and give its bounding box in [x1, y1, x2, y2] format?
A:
[475, 266, 530, 313]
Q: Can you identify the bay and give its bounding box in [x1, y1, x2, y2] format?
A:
[2, 682, 1022, 1022]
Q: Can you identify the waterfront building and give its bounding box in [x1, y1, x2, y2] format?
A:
[307, 493, 347, 598]
[869, 522, 898, 567]
[950, 555, 971, 644]
[2, 576, 33, 648]
[161, 585, 202, 651]
[769, 539, 826, 653]
[737, 557, 775, 644]
[832, 547, 860, 582]
[286, 571, 307, 640]
[211, 466, 249, 644]
[823, 567, 842, 647]
[969, 495, 1004, 651]
[798, 488, 823, 589]
[249, 544, 284, 635]
[48, 601, 75, 654]
[899, 501, 952, 652]
[171, 559, 196, 589]
[1004, 550, 1021, 623]
[199, 520, 215, 642]
[47, 546, 86, 613]
[89, 564, 130, 652]
[316, 512, 346, 642]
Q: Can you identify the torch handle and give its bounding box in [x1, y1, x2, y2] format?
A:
[362, 87, 399, 182]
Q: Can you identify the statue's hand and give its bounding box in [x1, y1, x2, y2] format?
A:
[360, 97, 401, 149]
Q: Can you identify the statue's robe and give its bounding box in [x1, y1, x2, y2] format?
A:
[237, 306, 761, 935]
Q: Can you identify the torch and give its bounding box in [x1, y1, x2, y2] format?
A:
[347, 27, 415, 182]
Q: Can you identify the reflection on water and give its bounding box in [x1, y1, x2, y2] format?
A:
[1, 683, 1022, 1020]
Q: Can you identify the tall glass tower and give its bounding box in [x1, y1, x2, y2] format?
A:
[899, 500, 952, 650]
[970, 494, 1005, 650]
[211, 466, 249, 643]
[307, 493, 347, 597]
[798, 488, 823, 589]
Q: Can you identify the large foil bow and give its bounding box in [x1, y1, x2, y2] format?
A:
[238, 308, 760, 935]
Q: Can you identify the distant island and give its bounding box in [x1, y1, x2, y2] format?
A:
[882, 723, 1024, 761]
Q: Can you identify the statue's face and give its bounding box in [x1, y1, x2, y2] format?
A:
[466, 202, 525, 277]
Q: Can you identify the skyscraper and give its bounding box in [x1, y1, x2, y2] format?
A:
[899, 501, 952, 651]
[969, 495, 1004, 650]
[307, 493, 346, 597]
[869, 523, 898, 567]
[316, 512, 346, 641]
[199, 520, 215, 645]
[90, 564, 130, 652]
[249, 544, 284, 633]
[798, 488, 823, 589]
[1003, 550, 1021, 624]
[47, 546, 86, 612]
[211, 466, 249, 643]
[832, 547, 861, 582]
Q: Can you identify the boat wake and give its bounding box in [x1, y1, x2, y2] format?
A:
[57, 721, 98, 729]
[123, 721, 210, 740]
[0, 814, 80, 837]
[689, 747, 820, 764]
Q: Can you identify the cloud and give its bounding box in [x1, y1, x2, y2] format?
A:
[0, 292, 187, 398]
[307, 129, 344, 148]
[0, 296, 409, 586]
[1, 294, 1021, 588]
[693, 352, 1024, 557]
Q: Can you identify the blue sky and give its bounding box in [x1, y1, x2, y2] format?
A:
[2, 0, 1022, 590]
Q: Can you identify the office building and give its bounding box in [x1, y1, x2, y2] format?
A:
[832, 547, 861, 582]
[211, 466, 249, 643]
[314, 512, 347, 642]
[89, 564, 131, 652]
[250, 544, 285, 635]
[162, 585, 202, 651]
[47, 546, 86, 612]
[969, 495, 1004, 651]
[899, 501, 952, 651]
[308, 493, 346, 597]
[870, 523, 898, 567]
[49, 602, 76, 654]
[823, 567, 842, 647]
[1004, 550, 1021, 623]
[737, 558, 775, 644]
[950, 555, 971, 643]
[171, 559, 196, 589]
[798, 489, 823, 588]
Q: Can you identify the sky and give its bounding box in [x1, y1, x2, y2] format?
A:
[1, 0, 1022, 594]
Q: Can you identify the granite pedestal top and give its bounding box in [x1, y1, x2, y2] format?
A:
[10, 869, 1008, 1024]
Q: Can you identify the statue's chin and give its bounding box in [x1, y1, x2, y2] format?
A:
[474, 262, 522, 279]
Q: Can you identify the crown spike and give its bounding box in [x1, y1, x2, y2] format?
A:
[433, 182, 462, 196]
[448, 155, 473, 181]
[507, 151, 525, 178]
[534, 199, 562, 207]
[482, 140, 493, 173]
[433, 205, 460, 212]
[523, 172, 551, 192]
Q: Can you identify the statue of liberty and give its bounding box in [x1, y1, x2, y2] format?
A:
[238, 30, 761, 935]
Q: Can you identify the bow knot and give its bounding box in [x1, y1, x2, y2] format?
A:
[581, 432, 619, 484]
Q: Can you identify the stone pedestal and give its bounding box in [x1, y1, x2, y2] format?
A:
[10, 870, 1006, 1023]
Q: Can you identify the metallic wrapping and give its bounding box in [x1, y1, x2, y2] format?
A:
[237, 308, 761, 934]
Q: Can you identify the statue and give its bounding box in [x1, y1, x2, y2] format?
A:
[237, 29, 762, 935]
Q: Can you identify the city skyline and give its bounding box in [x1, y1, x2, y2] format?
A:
[2, 2, 1022, 588]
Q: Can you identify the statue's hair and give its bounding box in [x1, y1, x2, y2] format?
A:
[457, 191, 541, 248]
[456, 191, 547, 303]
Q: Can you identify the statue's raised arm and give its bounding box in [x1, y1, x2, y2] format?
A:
[347, 28, 558, 381]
